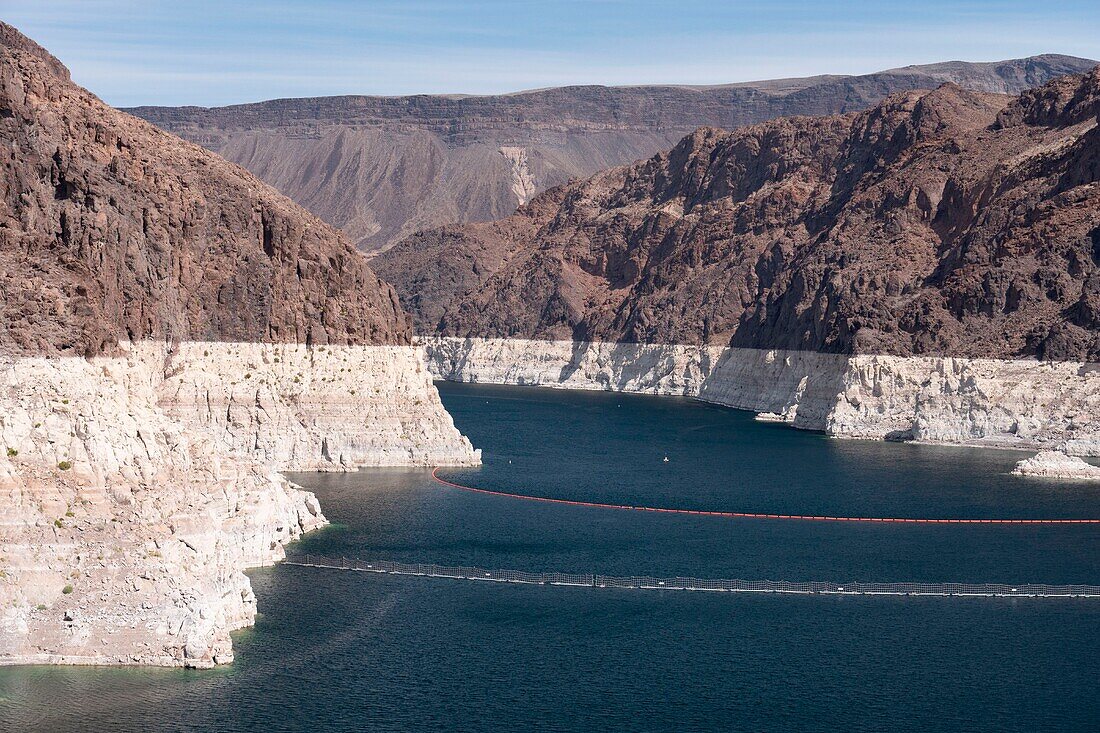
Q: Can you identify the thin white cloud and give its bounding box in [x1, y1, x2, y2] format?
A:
[3, 0, 1097, 106]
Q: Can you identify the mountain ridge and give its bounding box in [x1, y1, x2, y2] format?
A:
[375, 72, 1100, 362]
[129, 54, 1097, 253]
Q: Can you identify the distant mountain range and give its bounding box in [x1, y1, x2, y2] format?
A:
[129, 55, 1097, 253]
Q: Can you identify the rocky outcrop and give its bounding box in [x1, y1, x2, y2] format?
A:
[702, 349, 1099, 454]
[129, 56, 1096, 253]
[425, 337, 1099, 455]
[0, 337, 478, 668]
[158, 342, 479, 469]
[383, 72, 1100, 364]
[0, 24, 478, 668]
[1012, 451, 1100, 480]
[0, 346, 323, 668]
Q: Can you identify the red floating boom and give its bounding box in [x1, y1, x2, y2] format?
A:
[430, 468, 1100, 525]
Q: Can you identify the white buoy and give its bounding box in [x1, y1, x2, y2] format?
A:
[663, 456, 669, 463]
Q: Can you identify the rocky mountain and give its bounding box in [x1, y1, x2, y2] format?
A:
[129, 55, 1096, 253]
[0, 22, 408, 357]
[376, 71, 1100, 362]
[0, 22, 476, 670]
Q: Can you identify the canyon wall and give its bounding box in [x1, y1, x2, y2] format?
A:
[0, 341, 477, 668]
[0, 24, 478, 669]
[159, 341, 478, 469]
[425, 337, 1098, 456]
[395, 71, 1100, 466]
[381, 74, 1100, 364]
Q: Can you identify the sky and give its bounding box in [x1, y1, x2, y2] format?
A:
[2, 0, 1098, 107]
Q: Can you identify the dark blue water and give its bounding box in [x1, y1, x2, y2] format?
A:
[2, 382, 1099, 732]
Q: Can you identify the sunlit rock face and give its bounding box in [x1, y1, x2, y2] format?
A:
[383, 72, 1100, 364]
[157, 342, 479, 471]
[0, 347, 320, 668]
[1012, 451, 1100, 480]
[0, 341, 479, 668]
[394, 70, 1100, 462]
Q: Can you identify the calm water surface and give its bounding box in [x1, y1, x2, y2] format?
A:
[3, 382, 1099, 731]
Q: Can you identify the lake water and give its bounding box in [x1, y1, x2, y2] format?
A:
[3, 382, 1099, 731]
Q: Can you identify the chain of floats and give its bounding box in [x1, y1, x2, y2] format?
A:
[282, 470, 1100, 597]
[285, 555, 1100, 598]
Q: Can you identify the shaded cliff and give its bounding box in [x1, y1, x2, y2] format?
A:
[377, 72, 1100, 362]
[0, 23, 409, 356]
[129, 56, 1096, 253]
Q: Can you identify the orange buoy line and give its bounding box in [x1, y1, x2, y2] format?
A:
[430, 468, 1100, 525]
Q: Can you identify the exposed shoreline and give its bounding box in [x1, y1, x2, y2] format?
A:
[423, 337, 1099, 457]
[6, 335, 1094, 669]
[0, 341, 479, 669]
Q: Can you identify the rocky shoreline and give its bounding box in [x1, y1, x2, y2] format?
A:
[0, 341, 478, 668]
[424, 337, 1099, 457]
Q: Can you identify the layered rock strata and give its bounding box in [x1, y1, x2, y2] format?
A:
[425, 337, 1098, 456]
[0, 346, 313, 668]
[0, 340, 477, 668]
[158, 341, 478, 469]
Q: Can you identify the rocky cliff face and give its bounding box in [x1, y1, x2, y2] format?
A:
[0, 24, 477, 668]
[0, 346, 327, 668]
[381, 72, 1100, 363]
[0, 24, 408, 356]
[129, 56, 1096, 253]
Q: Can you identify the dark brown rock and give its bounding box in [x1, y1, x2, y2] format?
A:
[377, 73, 1100, 361]
[0, 23, 410, 356]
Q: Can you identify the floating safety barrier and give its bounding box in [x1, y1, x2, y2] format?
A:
[285, 555, 1100, 598]
[431, 468, 1100, 525]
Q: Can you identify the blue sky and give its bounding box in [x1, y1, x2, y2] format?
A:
[2, 0, 1098, 107]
